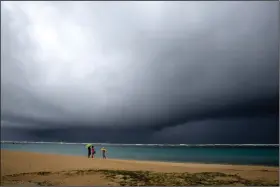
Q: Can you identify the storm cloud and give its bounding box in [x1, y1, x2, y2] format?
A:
[1, 1, 279, 143]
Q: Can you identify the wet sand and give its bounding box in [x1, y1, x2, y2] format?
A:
[1, 150, 279, 186]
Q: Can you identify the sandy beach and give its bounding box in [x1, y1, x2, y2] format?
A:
[1, 150, 279, 186]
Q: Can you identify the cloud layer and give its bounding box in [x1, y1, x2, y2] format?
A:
[1, 1, 279, 143]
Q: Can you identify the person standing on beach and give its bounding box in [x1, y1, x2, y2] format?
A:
[87, 146, 91, 158]
[91, 146, 96, 158]
[101, 147, 107, 159]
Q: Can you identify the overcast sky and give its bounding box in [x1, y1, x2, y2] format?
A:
[1, 1, 279, 143]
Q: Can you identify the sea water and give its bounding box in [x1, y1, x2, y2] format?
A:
[1, 143, 279, 166]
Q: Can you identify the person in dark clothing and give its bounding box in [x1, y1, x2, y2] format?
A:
[87, 146, 91, 158]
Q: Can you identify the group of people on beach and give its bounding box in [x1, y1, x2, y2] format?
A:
[87, 145, 107, 159]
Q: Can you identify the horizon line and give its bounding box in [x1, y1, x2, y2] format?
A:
[1, 141, 279, 146]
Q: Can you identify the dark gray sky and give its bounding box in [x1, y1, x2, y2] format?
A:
[1, 1, 279, 143]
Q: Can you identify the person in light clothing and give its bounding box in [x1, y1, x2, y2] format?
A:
[101, 147, 107, 159]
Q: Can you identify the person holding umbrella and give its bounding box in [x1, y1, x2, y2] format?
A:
[85, 144, 92, 158]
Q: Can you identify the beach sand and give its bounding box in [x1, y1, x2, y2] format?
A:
[1, 150, 279, 186]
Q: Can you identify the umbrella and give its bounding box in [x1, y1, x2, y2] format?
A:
[85, 143, 92, 148]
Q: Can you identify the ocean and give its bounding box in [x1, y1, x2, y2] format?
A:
[1, 143, 279, 166]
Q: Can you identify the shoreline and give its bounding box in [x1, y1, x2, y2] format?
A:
[1, 148, 278, 167]
[1, 150, 279, 186]
[2, 150, 278, 173]
[1, 149, 278, 168]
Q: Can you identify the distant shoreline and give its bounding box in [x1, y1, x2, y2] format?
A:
[1, 141, 279, 147]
